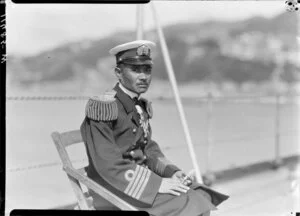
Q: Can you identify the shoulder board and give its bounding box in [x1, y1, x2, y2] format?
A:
[85, 90, 118, 121]
[140, 98, 153, 119]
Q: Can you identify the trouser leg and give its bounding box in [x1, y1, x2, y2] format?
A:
[198, 189, 212, 202]
[198, 189, 212, 216]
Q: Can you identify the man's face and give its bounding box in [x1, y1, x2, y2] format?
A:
[116, 63, 152, 94]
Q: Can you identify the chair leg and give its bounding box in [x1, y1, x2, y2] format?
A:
[200, 211, 211, 216]
[68, 175, 90, 210]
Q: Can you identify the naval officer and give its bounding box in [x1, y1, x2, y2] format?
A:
[80, 40, 229, 216]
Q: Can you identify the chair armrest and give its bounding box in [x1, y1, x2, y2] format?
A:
[63, 166, 138, 211]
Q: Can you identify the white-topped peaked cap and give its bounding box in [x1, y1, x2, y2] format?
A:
[109, 40, 156, 65]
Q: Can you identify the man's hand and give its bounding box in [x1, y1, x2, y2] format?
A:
[172, 171, 193, 186]
[158, 178, 190, 196]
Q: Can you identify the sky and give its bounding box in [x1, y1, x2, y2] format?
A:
[6, 1, 286, 56]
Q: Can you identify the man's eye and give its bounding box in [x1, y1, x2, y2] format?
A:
[130, 66, 152, 73]
[131, 67, 139, 72]
[145, 68, 152, 73]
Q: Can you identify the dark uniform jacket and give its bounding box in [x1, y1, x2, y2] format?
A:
[80, 83, 229, 215]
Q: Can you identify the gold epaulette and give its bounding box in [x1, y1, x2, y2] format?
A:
[85, 90, 118, 121]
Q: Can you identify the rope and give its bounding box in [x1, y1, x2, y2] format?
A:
[6, 95, 300, 104]
[7, 158, 87, 173]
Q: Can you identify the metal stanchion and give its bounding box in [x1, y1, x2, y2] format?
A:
[203, 92, 216, 186]
[136, 5, 144, 40]
[272, 93, 283, 169]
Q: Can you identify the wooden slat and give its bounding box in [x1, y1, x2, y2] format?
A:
[60, 130, 83, 147]
[77, 166, 87, 176]
[64, 166, 138, 211]
[51, 130, 137, 211]
[67, 175, 90, 210]
[51, 132, 73, 168]
[51, 131, 90, 209]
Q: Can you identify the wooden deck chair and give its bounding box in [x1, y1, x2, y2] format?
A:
[51, 130, 138, 211]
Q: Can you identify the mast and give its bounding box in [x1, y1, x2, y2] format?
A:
[136, 5, 144, 40]
[149, 2, 204, 183]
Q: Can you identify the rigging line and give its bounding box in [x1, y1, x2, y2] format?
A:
[6, 95, 300, 103]
[6, 96, 89, 100]
[7, 158, 87, 173]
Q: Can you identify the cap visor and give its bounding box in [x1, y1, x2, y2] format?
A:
[122, 59, 153, 65]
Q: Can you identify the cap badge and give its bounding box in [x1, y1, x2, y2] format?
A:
[136, 45, 151, 57]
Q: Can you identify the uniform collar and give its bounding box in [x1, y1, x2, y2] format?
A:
[118, 82, 140, 99]
[114, 83, 136, 113]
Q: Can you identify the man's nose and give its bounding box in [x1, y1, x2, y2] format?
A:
[139, 72, 150, 79]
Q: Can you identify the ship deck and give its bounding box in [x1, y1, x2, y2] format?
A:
[48, 156, 300, 216]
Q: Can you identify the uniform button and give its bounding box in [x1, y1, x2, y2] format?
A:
[143, 140, 147, 144]
[143, 156, 147, 160]
[133, 128, 137, 133]
[130, 151, 134, 156]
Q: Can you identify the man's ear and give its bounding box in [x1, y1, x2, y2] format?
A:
[114, 67, 122, 78]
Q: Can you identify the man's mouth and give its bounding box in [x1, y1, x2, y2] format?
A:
[137, 83, 148, 87]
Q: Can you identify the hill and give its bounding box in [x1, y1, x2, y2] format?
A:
[7, 12, 299, 94]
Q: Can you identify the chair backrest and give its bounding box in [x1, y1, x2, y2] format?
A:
[52, 130, 86, 172]
[51, 130, 138, 211]
[51, 130, 91, 209]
